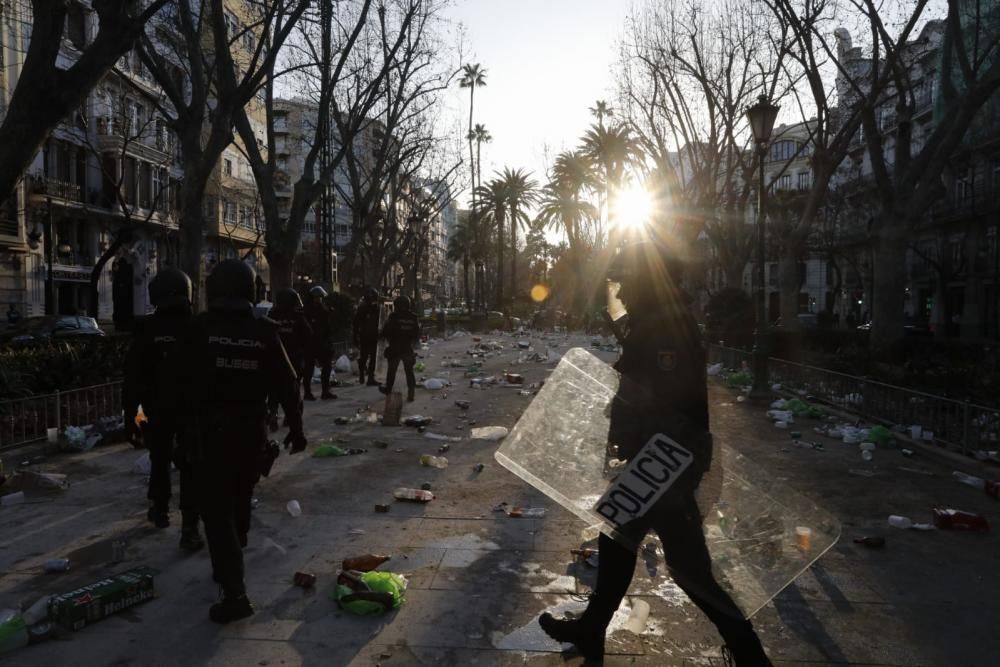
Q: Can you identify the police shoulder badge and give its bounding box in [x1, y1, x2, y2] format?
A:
[657, 350, 677, 371]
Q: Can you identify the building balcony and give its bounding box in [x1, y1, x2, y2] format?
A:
[27, 175, 82, 204]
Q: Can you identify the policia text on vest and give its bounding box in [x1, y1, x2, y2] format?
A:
[595, 434, 694, 529]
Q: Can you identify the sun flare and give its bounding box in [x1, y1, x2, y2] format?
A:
[612, 184, 653, 229]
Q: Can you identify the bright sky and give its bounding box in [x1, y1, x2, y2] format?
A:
[445, 0, 631, 204]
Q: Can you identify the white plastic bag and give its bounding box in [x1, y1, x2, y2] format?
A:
[132, 453, 151, 475]
[335, 355, 351, 373]
[423, 378, 447, 390]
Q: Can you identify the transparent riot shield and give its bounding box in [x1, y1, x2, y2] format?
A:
[495, 347, 840, 618]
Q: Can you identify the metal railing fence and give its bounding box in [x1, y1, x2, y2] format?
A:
[0, 382, 123, 451]
[707, 344, 1000, 455]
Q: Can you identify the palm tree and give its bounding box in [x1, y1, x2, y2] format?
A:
[474, 178, 507, 308]
[447, 217, 473, 314]
[540, 151, 598, 252]
[579, 123, 643, 244]
[459, 64, 487, 208]
[537, 183, 597, 254]
[588, 100, 614, 131]
[473, 123, 492, 192]
[497, 167, 538, 299]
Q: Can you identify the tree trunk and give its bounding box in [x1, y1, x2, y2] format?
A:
[267, 250, 293, 294]
[961, 226, 984, 339]
[495, 215, 504, 308]
[778, 253, 800, 330]
[463, 255, 471, 313]
[178, 170, 206, 308]
[88, 230, 132, 318]
[510, 217, 518, 301]
[870, 223, 909, 355]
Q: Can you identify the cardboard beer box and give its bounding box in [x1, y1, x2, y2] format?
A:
[48, 567, 157, 631]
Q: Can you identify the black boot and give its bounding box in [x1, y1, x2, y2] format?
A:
[366, 376, 380, 386]
[209, 595, 254, 624]
[538, 612, 605, 660]
[321, 391, 337, 400]
[378, 384, 390, 395]
[720, 622, 773, 666]
[406, 387, 415, 402]
[303, 392, 316, 401]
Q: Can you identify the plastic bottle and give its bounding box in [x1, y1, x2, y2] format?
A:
[952, 471, 986, 490]
[888, 515, 913, 529]
[342, 554, 391, 572]
[419, 455, 449, 469]
[623, 599, 650, 634]
[394, 488, 434, 502]
[286, 500, 302, 517]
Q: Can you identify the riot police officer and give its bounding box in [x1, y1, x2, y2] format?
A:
[267, 288, 312, 429]
[303, 285, 336, 400]
[378, 295, 421, 402]
[353, 287, 381, 386]
[538, 240, 772, 665]
[169, 259, 307, 624]
[122, 267, 203, 551]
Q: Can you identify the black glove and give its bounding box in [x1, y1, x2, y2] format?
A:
[285, 430, 307, 454]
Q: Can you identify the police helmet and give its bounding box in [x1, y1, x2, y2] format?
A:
[393, 295, 411, 312]
[148, 267, 192, 309]
[276, 287, 303, 310]
[607, 240, 684, 310]
[309, 285, 328, 299]
[207, 259, 256, 303]
[366, 287, 380, 303]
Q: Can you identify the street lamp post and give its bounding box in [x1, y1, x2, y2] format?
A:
[745, 95, 779, 399]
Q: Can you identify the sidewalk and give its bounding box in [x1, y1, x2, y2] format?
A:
[0, 334, 997, 666]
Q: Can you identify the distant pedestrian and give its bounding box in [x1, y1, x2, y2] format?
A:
[303, 286, 336, 400]
[353, 288, 382, 386]
[378, 295, 421, 402]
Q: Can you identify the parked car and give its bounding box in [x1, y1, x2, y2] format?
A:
[2, 315, 106, 344]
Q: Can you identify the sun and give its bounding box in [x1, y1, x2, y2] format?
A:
[612, 184, 653, 229]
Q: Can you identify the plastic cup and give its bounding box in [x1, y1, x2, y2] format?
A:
[795, 526, 812, 551]
[286, 500, 302, 517]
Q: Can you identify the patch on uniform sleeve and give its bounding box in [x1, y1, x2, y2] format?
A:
[657, 350, 677, 371]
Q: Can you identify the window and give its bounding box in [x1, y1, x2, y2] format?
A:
[224, 158, 233, 176]
[956, 167, 973, 205]
[768, 262, 778, 287]
[152, 168, 166, 211]
[778, 174, 792, 191]
[225, 11, 239, 39]
[223, 199, 236, 226]
[139, 162, 151, 209]
[797, 171, 811, 191]
[771, 140, 797, 162]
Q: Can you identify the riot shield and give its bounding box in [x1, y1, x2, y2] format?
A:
[495, 347, 840, 618]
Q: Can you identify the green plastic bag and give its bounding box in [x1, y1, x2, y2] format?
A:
[0, 611, 27, 655]
[334, 571, 407, 616]
[414, 361, 426, 372]
[313, 444, 349, 458]
[726, 371, 753, 388]
[868, 425, 892, 445]
[785, 399, 823, 419]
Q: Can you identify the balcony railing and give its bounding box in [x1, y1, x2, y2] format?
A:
[28, 175, 82, 202]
